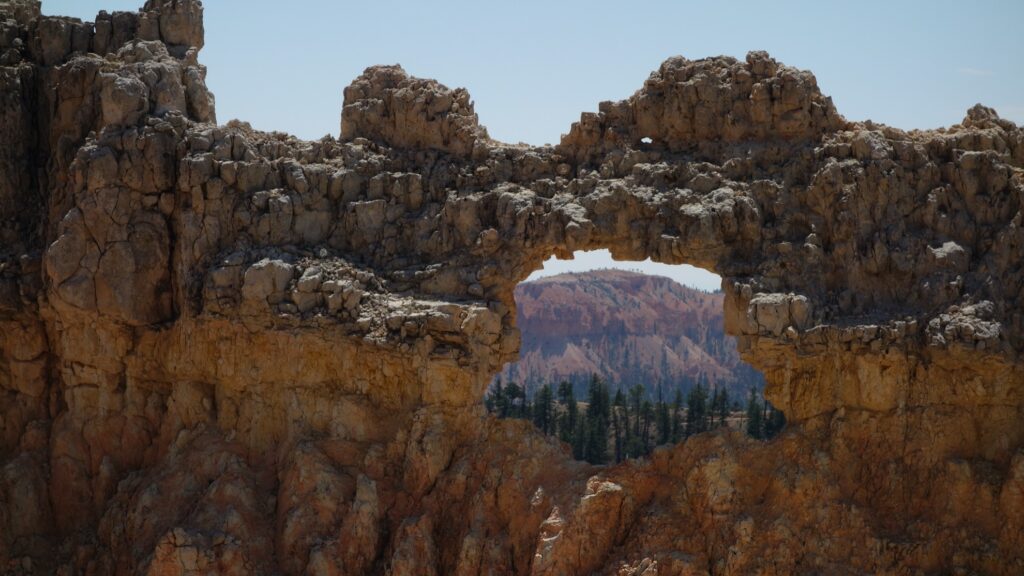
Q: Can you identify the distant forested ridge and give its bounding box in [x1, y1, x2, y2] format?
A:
[487, 375, 785, 465]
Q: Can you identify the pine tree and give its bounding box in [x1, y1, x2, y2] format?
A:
[685, 383, 708, 437]
[495, 380, 510, 417]
[534, 383, 554, 435]
[671, 387, 684, 443]
[485, 380, 500, 414]
[763, 401, 786, 438]
[625, 433, 644, 459]
[629, 384, 643, 439]
[505, 381, 523, 418]
[623, 392, 640, 458]
[656, 397, 671, 445]
[584, 375, 610, 464]
[717, 388, 730, 428]
[558, 380, 578, 445]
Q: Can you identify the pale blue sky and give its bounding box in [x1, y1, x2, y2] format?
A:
[44, 1, 1024, 289]
[526, 250, 723, 291]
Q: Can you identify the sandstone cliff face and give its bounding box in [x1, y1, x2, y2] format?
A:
[1, 1, 1023, 574]
[498, 270, 762, 396]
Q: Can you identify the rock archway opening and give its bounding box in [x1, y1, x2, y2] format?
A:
[487, 249, 784, 465]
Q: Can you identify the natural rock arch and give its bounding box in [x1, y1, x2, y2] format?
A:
[1, 1, 1023, 574]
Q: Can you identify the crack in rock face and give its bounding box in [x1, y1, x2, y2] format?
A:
[1, 0, 1024, 574]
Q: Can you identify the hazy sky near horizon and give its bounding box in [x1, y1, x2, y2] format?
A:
[44, 0, 1024, 289]
[526, 250, 723, 291]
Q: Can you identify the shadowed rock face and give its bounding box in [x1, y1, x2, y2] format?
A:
[1, 1, 1023, 574]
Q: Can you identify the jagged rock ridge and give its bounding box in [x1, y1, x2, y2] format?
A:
[0, 0, 1023, 574]
[498, 269, 763, 397]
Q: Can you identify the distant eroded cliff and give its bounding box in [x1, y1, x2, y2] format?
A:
[498, 270, 763, 397]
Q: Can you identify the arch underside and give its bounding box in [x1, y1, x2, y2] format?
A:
[1, 1, 1024, 574]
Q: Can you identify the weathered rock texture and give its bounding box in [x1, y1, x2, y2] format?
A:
[2, 1, 1024, 574]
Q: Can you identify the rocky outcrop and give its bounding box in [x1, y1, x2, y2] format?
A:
[340, 64, 488, 159]
[498, 270, 763, 396]
[1, 1, 1023, 574]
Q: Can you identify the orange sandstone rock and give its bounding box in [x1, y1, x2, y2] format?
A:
[0, 1, 1023, 574]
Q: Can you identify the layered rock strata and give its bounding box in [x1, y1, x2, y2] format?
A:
[1, 1, 1023, 574]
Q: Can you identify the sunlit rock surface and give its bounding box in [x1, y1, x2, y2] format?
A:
[1, 1, 1023, 573]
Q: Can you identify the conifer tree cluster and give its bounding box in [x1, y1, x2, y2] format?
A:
[744, 386, 785, 439]
[486, 375, 785, 464]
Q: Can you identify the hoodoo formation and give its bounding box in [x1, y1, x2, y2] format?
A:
[1, 1, 1023, 574]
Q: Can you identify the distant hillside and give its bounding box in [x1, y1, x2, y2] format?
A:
[497, 269, 763, 397]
